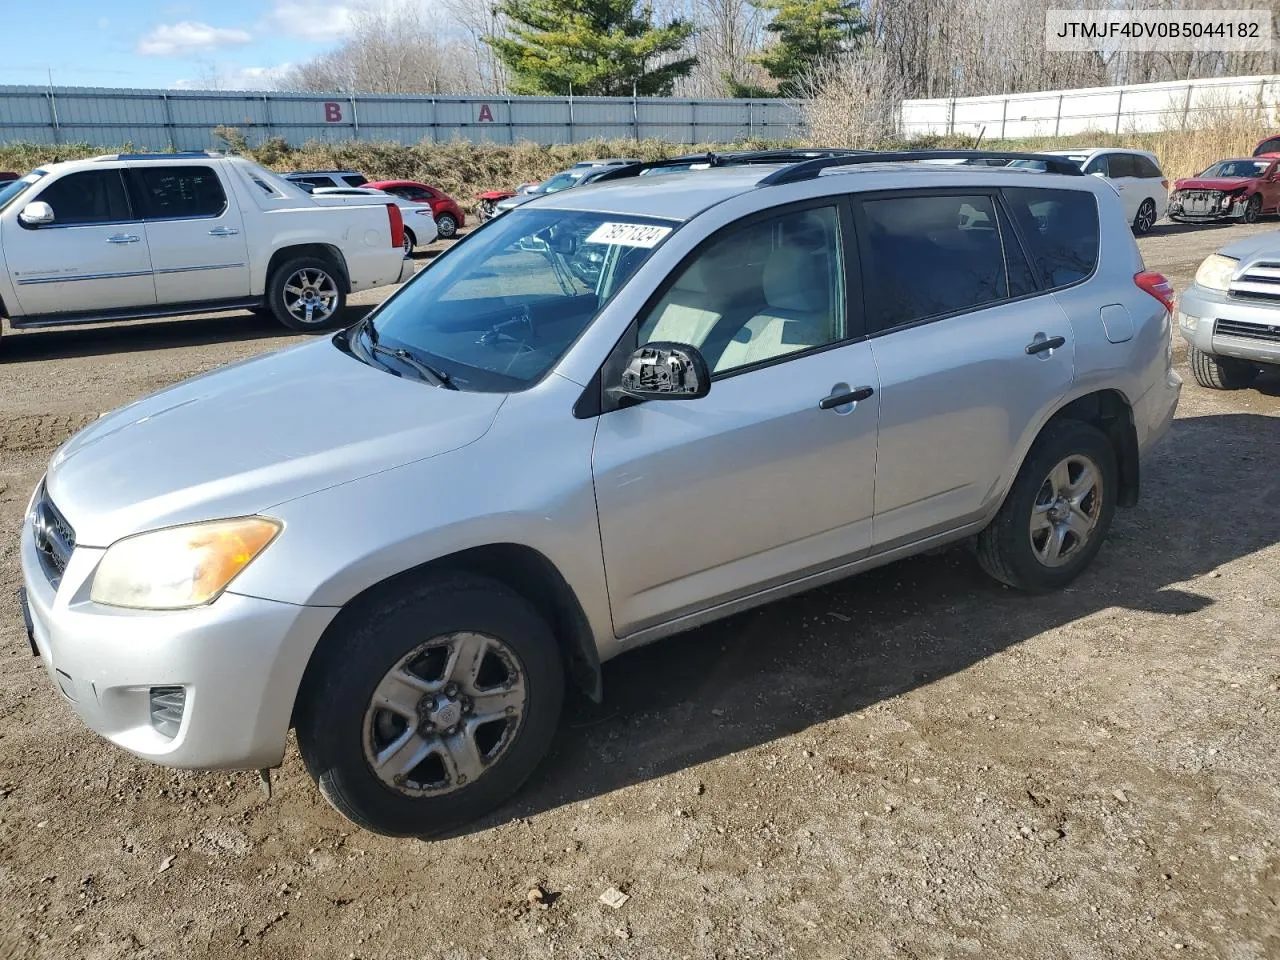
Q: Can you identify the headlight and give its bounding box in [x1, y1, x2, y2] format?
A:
[1194, 254, 1238, 292]
[90, 517, 281, 609]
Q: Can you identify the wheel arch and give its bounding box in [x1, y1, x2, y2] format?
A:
[293, 541, 602, 728]
[265, 243, 351, 294]
[1038, 388, 1139, 507]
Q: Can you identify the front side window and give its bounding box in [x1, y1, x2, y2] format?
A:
[860, 193, 1010, 331]
[30, 170, 131, 226]
[1004, 187, 1099, 290]
[356, 208, 674, 391]
[132, 165, 227, 219]
[1083, 155, 1110, 177]
[637, 205, 846, 375]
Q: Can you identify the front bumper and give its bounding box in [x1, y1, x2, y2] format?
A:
[19, 507, 336, 770]
[1177, 285, 1280, 366]
[1169, 195, 1248, 221]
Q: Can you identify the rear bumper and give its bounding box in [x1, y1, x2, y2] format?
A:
[1178, 285, 1280, 365]
[19, 508, 336, 770]
[1134, 368, 1181, 457]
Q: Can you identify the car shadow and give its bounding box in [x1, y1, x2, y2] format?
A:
[443, 411, 1280, 838]
[0, 306, 374, 364]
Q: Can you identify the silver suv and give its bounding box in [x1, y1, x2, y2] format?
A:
[19, 151, 1182, 836]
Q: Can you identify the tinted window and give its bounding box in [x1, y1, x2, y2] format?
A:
[1134, 155, 1163, 178]
[343, 175, 368, 187]
[291, 175, 333, 188]
[860, 194, 1009, 331]
[32, 170, 131, 225]
[1083, 155, 1109, 176]
[638, 206, 846, 375]
[133, 165, 226, 218]
[1004, 187, 1099, 290]
[1106, 154, 1134, 178]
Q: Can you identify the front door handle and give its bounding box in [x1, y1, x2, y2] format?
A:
[208, 226, 240, 236]
[1026, 335, 1066, 355]
[819, 385, 874, 410]
[106, 233, 140, 244]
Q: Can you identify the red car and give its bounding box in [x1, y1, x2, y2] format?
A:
[1169, 156, 1280, 223]
[365, 180, 465, 239]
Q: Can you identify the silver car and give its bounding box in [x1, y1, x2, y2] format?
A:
[19, 152, 1181, 836]
[1177, 233, 1280, 388]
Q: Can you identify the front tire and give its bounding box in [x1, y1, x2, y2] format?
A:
[266, 257, 346, 332]
[436, 213, 458, 239]
[1188, 345, 1258, 389]
[1243, 194, 1262, 224]
[975, 421, 1117, 592]
[1133, 198, 1157, 234]
[296, 574, 565, 837]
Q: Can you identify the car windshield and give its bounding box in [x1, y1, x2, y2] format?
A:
[0, 170, 45, 212]
[352, 208, 677, 391]
[1199, 160, 1268, 178]
[534, 172, 585, 194]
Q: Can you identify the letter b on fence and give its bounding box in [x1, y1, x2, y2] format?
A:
[324, 102, 343, 123]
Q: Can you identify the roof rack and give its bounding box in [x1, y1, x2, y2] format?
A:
[758, 149, 1084, 185]
[99, 151, 223, 161]
[590, 148, 871, 183]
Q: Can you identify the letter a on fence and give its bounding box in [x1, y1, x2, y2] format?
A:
[478, 104, 494, 123]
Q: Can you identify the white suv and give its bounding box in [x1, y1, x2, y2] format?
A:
[1011, 148, 1169, 234]
[19, 151, 1181, 836]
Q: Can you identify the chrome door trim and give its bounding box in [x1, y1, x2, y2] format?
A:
[152, 261, 247, 276]
[16, 269, 153, 285]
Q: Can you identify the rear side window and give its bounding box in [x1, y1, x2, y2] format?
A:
[343, 175, 368, 187]
[859, 193, 1012, 331]
[133, 165, 226, 219]
[291, 175, 333, 188]
[1134, 155, 1163, 178]
[1109, 154, 1141, 178]
[31, 170, 132, 225]
[1004, 187, 1100, 290]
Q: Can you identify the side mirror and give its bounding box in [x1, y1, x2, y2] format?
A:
[618, 342, 710, 401]
[1090, 170, 1107, 179]
[19, 201, 54, 226]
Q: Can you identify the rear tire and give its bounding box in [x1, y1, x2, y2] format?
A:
[266, 256, 346, 332]
[296, 574, 565, 837]
[1188, 345, 1258, 389]
[402, 227, 416, 256]
[1133, 198, 1157, 234]
[975, 420, 1117, 593]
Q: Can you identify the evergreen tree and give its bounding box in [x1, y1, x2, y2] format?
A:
[487, 0, 697, 97]
[751, 0, 867, 97]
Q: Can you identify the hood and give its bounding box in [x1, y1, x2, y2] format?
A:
[1214, 228, 1280, 263]
[495, 193, 537, 211]
[47, 337, 505, 546]
[1175, 177, 1256, 191]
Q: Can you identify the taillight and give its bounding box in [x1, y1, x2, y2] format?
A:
[386, 203, 404, 250]
[1135, 270, 1174, 312]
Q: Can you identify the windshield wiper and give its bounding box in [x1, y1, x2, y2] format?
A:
[357, 318, 456, 389]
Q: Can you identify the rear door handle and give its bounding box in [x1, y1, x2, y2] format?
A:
[208, 226, 240, 236]
[819, 385, 874, 410]
[106, 234, 140, 244]
[1026, 335, 1066, 355]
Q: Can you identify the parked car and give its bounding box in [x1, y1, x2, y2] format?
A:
[1009, 148, 1168, 234]
[0, 152, 411, 339]
[310, 186, 440, 253]
[490, 159, 643, 216]
[283, 170, 369, 190]
[1252, 135, 1280, 157]
[0, 171, 18, 183]
[1177, 234, 1280, 388]
[18, 150, 1180, 836]
[475, 190, 514, 222]
[1168, 157, 1280, 224]
[365, 180, 465, 239]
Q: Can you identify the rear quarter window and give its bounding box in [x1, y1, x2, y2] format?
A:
[1003, 187, 1100, 290]
[1135, 156, 1164, 178]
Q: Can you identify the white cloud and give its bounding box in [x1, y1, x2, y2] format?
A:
[137, 21, 254, 57]
[172, 64, 294, 91]
[265, 1, 356, 42]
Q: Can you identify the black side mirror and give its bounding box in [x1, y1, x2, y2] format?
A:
[618, 342, 710, 401]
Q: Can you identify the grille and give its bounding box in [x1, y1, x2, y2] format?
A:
[31, 484, 75, 586]
[1215, 318, 1280, 343]
[1178, 189, 1226, 214]
[149, 687, 187, 739]
[1228, 262, 1280, 302]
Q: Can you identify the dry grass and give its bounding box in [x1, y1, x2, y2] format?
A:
[1, 99, 1273, 209]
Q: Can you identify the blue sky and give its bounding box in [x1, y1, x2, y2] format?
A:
[1, 1, 356, 90]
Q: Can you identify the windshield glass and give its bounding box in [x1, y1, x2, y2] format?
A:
[1200, 160, 1268, 178]
[535, 172, 585, 194]
[355, 208, 677, 391]
[0, 171, 45, 213]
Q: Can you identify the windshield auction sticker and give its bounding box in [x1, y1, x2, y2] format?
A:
[1046, 9, 1270, 51]
[586, 223, 673, 247]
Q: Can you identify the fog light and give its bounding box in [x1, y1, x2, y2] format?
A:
[149, 686, 186, 739]
[1177, 312, 1199, 332]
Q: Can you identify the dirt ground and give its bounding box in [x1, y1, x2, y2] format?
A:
[0, 221, 1277, 960]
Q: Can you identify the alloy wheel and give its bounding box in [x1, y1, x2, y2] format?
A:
[282, 267, 339, 326]
[362, 631, 527, 797]
[1029, 454, 1104, 568]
